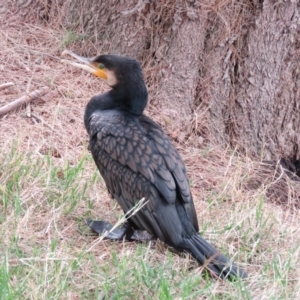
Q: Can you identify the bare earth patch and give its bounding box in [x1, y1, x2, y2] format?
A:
[1, 23, 300, 299]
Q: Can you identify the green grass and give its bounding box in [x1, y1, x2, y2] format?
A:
[1, 144, 300, 299]
[59, 30, 87, 49]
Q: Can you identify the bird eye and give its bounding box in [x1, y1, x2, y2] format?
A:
[99, 63, 105, 69]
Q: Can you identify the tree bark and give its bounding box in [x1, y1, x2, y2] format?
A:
[2, 0, 299, 164]
[241, 1, 299, 161]
[210, 0, 299, 160]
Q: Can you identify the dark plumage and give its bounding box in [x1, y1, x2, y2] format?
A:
[62, 52, 247, 280]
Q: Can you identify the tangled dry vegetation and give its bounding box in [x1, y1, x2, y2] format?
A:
[1, 21, 300, 299]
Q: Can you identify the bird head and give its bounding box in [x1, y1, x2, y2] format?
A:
[61, 50, 143, 89]
[61, 50, 148, 115]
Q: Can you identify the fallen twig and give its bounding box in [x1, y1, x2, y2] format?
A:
[0, 87, 49, 117]
[0, 82, 14, 90]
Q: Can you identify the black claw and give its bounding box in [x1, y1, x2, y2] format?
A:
[86, 219, 154, 242]
[86, 220, 129, 240]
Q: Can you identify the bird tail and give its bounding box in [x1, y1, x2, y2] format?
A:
[183, 234, 247, 280]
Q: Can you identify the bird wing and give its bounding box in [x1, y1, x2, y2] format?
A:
[139, 115, 199, 232]
[88, 110, 199, 234]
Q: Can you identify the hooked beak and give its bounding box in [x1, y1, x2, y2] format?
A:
[61, 50, 107, 80]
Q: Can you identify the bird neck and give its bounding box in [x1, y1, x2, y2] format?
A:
[84, 85, 148, 130]
[111, 82, 148, 115]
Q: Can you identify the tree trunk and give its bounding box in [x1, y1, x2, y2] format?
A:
[199, 0, 300, 161]
[2, 0, 299, 166]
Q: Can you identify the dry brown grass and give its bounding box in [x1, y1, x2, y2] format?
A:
[1, 20, 300, 299]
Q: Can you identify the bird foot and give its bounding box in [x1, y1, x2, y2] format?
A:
[86, 219, 154, 242]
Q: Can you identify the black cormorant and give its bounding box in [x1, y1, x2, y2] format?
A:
[61, 50, 247, 280]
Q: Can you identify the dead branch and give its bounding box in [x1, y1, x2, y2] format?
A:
[0, 87, 49, 117]
[0, 82, 14, 90]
